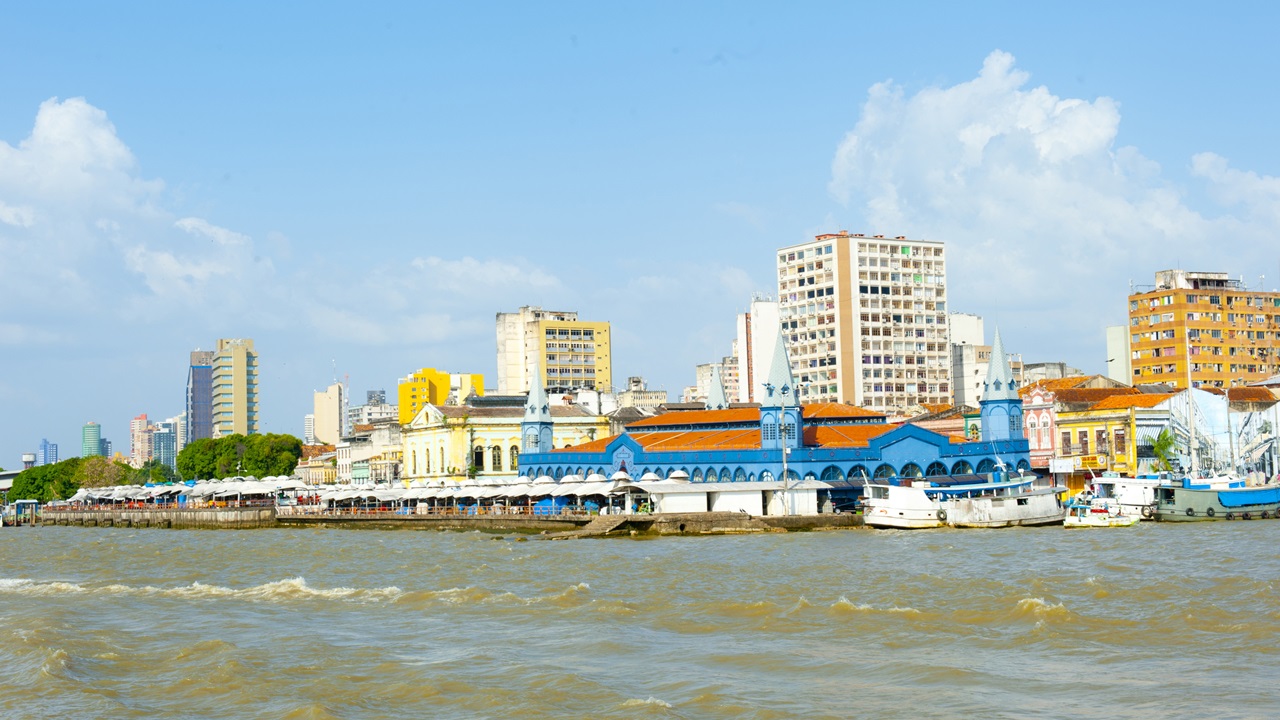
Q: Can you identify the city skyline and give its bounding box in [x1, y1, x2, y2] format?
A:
[5, 4, 1280, 464]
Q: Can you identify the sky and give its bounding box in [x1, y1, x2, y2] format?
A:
[4, 2, 1280, 466]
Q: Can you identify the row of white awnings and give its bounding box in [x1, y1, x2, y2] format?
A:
[67, 477, 309, 503]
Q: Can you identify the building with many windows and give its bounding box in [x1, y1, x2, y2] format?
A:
[776, 232, 951, 412]
[38, 438, 58, 466]
[82, 422, 102, 458]
[495, 306, 612, 394]
[208, 339, 258, 437]
[186, 350, 215, 442]
[1128, 269, 1280, 388]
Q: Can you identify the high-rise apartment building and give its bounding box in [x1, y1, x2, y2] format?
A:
[776, 232, 951, 411]
[82, 422, 102, 457]
[211, 338, 258, 437]
[38, 438, 58, 466]
[347, 390, 398, 428]
[152, 420, 178, 470]
[312, 382, 345, 445]
[303, 414, 316, 445]
[130, 413, 151, 468]
[186, 350, 215, 442]
[495, 306, 612, 394]
[1128, 269, 1280, 388]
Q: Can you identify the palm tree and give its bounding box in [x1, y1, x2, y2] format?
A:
[1152, 427, 1177, 472]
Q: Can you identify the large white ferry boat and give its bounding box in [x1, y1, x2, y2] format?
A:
[864, 472, 1066, 529]
[1082, 471, 1166, 520]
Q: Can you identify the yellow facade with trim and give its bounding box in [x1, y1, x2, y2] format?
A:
[397, 368, 484, 425]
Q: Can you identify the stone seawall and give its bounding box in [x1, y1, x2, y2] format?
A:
[276, 514, 589, 533]
[42, 507, 277, 529]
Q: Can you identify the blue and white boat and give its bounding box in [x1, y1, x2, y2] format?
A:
[1153, 477, 1280, 521]
[864, 470, 1066, 529]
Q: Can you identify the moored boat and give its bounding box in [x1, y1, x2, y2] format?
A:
[864, 471, 1066, 529]
[1153, 478, 1280, 521]
[1063, 497, 1139, 528]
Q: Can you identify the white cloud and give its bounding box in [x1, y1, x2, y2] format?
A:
[175, 217, 251, 246]
[0, 201, 34, 227]
[828, 51, 1280, 368]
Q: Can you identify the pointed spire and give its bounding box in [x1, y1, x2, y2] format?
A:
[524, 359, 552, 423]
[981, 327, 1019, 402]
[762, 329, 797, 407]
[705, 364, 729, 410]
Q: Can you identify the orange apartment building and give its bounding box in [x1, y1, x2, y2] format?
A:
[1129, 270, 1280, 389]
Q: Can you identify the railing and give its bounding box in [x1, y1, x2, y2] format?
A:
[277, 503, 619, 518]
[42, 499, 277, 512]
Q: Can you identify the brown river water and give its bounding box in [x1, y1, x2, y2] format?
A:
[2, 522, 1278, 719]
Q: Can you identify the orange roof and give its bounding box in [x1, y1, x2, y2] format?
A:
[1088, 393, 1176, 410]
[625, 407, 759, 428]
[1019, 376, 1091, 397]
[552, 436, 617, 453]
[1053, 387, 1140, 404]
[1229, 387, 1278, 403]
[801, 402, 884, 419]
[804, 425, 896, 447]
[919, 403, 953, 414]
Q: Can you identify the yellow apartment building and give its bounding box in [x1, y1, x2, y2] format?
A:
[495, 306, 612, 394]
[397, 368, 484, 425]
[1129, 269, 1280, 388]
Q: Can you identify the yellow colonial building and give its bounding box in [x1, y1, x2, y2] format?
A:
[1052, 393, 1176, 490]
[401, 397, 609, 485]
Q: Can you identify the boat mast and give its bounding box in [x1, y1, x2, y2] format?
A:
[1185, 329, 1198, 475]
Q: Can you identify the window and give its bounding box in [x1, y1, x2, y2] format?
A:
[1079, 430, 1090, 455]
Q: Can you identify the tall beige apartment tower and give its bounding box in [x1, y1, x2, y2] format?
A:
[776, 232, 951, 412]
[495, 306, 613, 394]
[212, 338, 258, 437]
[312, 382, 345, 445]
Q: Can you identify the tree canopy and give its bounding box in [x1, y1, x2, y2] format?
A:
[9, 459, 83, 501]
[176, 433, 303, 479]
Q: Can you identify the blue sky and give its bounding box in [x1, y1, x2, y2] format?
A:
[4, 2, 1280, 465]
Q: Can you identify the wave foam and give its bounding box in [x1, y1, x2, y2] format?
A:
[621, 697, 673, 708]
[0, 576, 403, 603]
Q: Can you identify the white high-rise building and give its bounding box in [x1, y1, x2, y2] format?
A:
[776, 232, 951, 411]
[734, 297, 780, 404]
[313, 383, 345, 445]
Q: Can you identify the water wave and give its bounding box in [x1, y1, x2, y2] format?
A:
[0, 577, 403, 603]
[621, 696, 673, 708]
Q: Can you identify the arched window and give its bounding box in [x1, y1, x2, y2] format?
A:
[412, 450, 418, 475]
[951, 460, 973, 475]
[1016, 460, 1031, 472]
[820, 465, 845, 483]
[554, 467, 564, 479]
[760, 470, 775, 482]
[899, 463, 923, 478]
[925, 461, 948, 477]
[472, 446, 485, 472]
[873, 463, 896, 479]
[492, 446, 503, 472]
[734, 467, 748, 482]
[783, 469, 800, 482]
[803, 472, 817, 483]
[848, 465, 870, 482]
[509, 446, 519, 470]
[692, 468, 703, 482]
[1027, 418, 1039, 449]
[706, 467, 718, 482]
[720, 467, 731, 483]
[976, 458, 997, 474]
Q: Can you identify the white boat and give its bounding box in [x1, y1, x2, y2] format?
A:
[864, 472, 1066, 529]
[1082, 472, 1164, 520]
[1063, 497, 1139, 528]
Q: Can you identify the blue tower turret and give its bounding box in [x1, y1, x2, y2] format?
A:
[521, 364, 554, 454]
[760, 331, 803, 451]
[979, 328, 1023, 442]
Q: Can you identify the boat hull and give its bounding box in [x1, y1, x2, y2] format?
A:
[1154, 484, 1280, 522]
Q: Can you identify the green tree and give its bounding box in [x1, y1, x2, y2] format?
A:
[1152, 427, 1177, 472]
[75, 456, 132, 488]
[9, 459, 83, 502]
[133, 458, 177, 485]
[175, 433, 303, 479]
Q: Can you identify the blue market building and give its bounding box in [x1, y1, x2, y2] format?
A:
[518, 330, 1030, 508]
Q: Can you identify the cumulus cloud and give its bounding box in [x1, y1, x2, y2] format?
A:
[828, 50, 1280, 367]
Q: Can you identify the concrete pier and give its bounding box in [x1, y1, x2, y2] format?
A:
[39, 508, 863, 535]
[42, 507, 277, 530]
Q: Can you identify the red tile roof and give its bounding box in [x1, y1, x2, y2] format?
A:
[803, 425, 896, 447]
[625, 408, 759, 428]
[801, 403, 884, 419]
